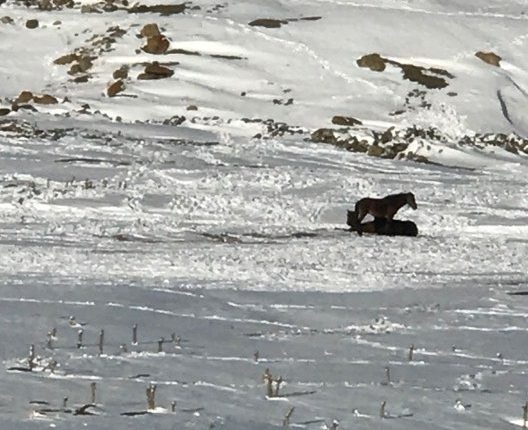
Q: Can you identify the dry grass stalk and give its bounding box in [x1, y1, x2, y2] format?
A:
[380, 400, 386, 418]
[28, 344, 35, 370]
[77, 329, 84, 349]
[132, 324, 138, 344]
[146, 384, 157, 410]
[99, 330, 104, 355]
[282, 407, 294, 427]
[408, 344, 415, 361]
[90, 382, 96, 404]
[263, 369, 274, 397]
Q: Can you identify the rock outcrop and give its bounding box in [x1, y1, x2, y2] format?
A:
[357, 53, 453, 89]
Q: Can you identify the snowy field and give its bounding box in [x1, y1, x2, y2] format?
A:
[1, 0, 528, 428]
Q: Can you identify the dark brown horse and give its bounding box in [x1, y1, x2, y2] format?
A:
[347, 210, 418, 237]
[354, 192, 417, 235]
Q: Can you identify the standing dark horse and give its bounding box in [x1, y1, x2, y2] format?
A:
[355, 192, 417, 235]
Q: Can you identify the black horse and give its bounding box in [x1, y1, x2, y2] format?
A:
[347, 210, 418, 237]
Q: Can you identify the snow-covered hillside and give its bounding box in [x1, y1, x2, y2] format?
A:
[0, 0, 528, 428]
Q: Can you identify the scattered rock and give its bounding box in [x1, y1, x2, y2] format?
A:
[53, 20, 62, 25]
[357, 53, 386, 72]
[380, 127, 394, 143]
[249, 18, 287, 28]
[25, 19, 39, 29]
[367, 145, 384, 157]
[475, 51, 501, 67]
[139, 23, 170, 54]
[0, 108, 10, 116]
[113, 65, 129, 79]
[162, 115, 186, 125]
[33, 94, 58, 104]
[331, 115, 362, 127]
[1, 16, 14, 24]
[68, 56, 94, 75]
[142, 34, 170, 54]
[186, 105, 198, 111]
[128, 3, 186, 15]
[107, 79, 125, 97]
[14, 91, 34, 105]
[73, 75, 90, 83]
[311, 128, 339, 144]
[140, 23, 161, 38]
[137, 62, 174, 80]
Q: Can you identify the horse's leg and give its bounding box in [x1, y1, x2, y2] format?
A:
[355, 201, 368, 236]
[381, 207, 395, 234]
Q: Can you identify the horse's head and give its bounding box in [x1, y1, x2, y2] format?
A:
[406, 192, 417, 209]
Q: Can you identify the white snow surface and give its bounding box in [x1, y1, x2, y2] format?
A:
[0, 0, 528, 429]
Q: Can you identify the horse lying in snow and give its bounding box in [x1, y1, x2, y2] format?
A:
[354, 192, 417, 236]
[347, 210, 418, 237]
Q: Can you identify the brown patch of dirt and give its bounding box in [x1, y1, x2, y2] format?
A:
[397, 63, 450, 89]
[356, 53, 386, 72]
[249, 18, 287, 28]
[475, 51, 501, 67]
